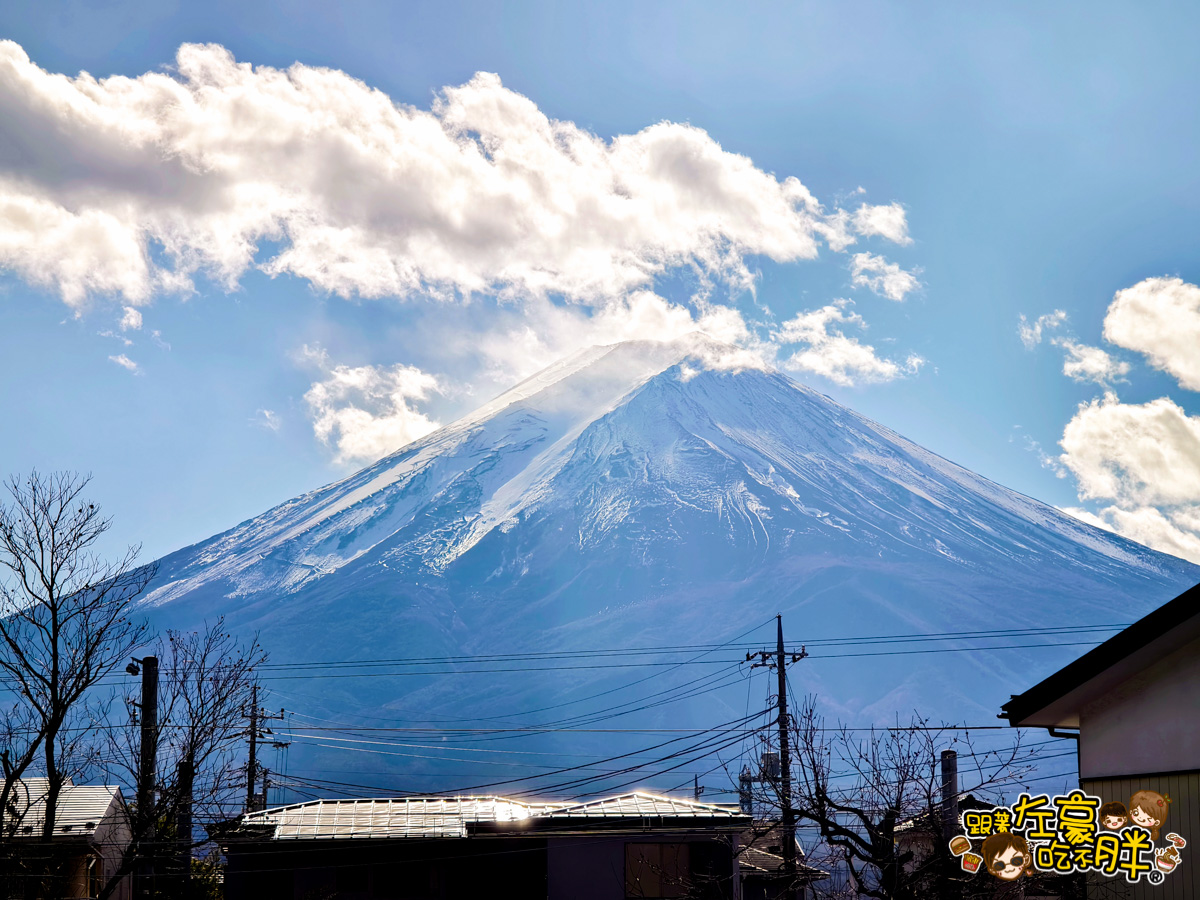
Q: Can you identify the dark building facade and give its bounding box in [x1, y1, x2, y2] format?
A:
[216, 792, 751, 900]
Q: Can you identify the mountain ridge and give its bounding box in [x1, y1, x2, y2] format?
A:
[139, 339, 1198, 790]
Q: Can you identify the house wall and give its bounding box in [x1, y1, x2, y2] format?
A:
[1081, 771, 1199, 900]
[224, 830, 741, 900]
[1078, 635, 1200, 780]
[224, 837, 547, 900]
[546, 833, 738, 900]
[93, 807, 132, 900]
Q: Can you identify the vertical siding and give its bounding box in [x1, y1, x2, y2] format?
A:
[1082, 771, 1199, 900]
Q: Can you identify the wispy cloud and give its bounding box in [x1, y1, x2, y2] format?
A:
[1052, 338, 1130, 386]
[850, 252, 921, 302]
[255, 409, 281, 432]
[119, 306, 142, 331]
[852, 202, 912, 245]
[776, 301, 923, 386]
[108, 353, 140, 374]
[300, 345, 442, 465]
[1017, 309, 1067, 348]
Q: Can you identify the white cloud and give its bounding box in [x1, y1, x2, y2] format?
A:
[776, 302, 924, 386]
[1103, 276, 1200, 391]
[850, 252, 921, 302]
[852, 203, 912, 245]
[255, 409, 281, 432]
[1059, 393, 1200, 507]
[0, 41, 874, 311]
[1017, 309, 1067, 349]
[301, 346, 441, 465]
[119, 306, 142, 330]
[1051, 338, 1130, 385]
[1062, 505, 1200, 565]
[457, 291, 769, 391]
[1057, 393, 1200, 563]
[98, 328, 132, 346]
[108, 353, 140, 373]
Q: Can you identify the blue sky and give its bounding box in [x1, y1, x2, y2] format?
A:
[2, 0, 1198, 564]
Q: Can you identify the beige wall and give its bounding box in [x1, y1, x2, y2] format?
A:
[1082, 771, 1199, 900]
[1078, 636, 1200, 780]
[93, 807, 132, 900]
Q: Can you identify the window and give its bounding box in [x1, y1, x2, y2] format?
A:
[87, 855, 102, 899]
[625, 842, 690, 899]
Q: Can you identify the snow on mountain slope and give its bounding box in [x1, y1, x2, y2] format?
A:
[145, 338, 745, 603]
[139, 338, 1198, 792]
[145, 338, 1176, 607]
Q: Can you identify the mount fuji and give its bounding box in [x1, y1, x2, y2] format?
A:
[140, 337, 1198, 794]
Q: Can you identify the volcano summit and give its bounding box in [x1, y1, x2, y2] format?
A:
[141, 338, 1197, 789]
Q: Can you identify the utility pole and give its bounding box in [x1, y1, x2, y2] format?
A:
[245, 685, 258, 813]
[137, 656, 158, 821]
[175, 751, 194, 893]
[243, 688, 284, 812]
[127, 655, 158, 900]
[776, 616, 796, 899]
[748, 615, 807, 900]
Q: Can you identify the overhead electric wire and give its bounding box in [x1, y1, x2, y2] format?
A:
[0, 620, 1127, 691]
[260, 706, 772, 801]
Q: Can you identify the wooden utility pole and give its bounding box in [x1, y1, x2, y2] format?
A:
[748, 616, 807, 900]
[776, 616, 797, 897]
[243, 689, 284, 812]
[244, 685, 258, 812]
[175, 751, 194, 892]
[137, 657, 158, 819]
[138, 657, 158, 900]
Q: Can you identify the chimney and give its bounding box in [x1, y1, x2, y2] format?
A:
[940, 750, 958, 841]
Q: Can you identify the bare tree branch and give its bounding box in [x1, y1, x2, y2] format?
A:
[0, 471, 154, 897]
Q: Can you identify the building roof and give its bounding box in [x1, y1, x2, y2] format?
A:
[241, 796, 562, 840]
[236, 791, 747, 841]
[6, 778, 125, 840]
[738, 824, 829, 882]
[1000, 580, 1200, 728]
[894, 793, 993, 834]
[738, 845, 829, 881]
[549, 792, 746, 819]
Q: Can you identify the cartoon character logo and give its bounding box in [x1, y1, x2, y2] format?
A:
[1100, 801, 1128, 830]
[981, 832, 1032, 881]
[1129, 790, 1170, 841]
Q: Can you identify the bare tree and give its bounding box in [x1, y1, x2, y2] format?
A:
[0, 471, 153, 841]
[738, 696, 1049, 900]
[101, 620, 265, 900]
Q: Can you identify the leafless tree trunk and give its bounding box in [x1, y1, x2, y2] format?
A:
[0, 471, 153, 896]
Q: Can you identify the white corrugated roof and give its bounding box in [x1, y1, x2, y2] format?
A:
[244, 796, 566, 840]
[240, 791, 744, 840]
[7, 778, 124, 839]
[551, 792, 744, 818]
